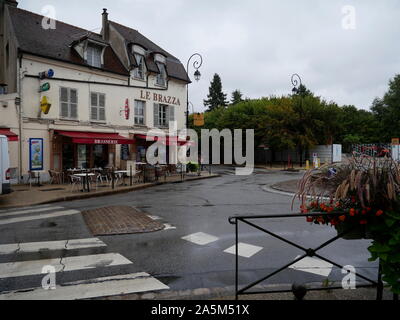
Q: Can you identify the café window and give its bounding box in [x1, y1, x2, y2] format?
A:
[86, 44, 102, 68]
[134, 100, 146, 125]
[90, 92, 106, 121]
[133, 54, 145, 80]
[60, 87, 78, 119]
[156, 62, 167, 87]
[153, 104, 174, 128]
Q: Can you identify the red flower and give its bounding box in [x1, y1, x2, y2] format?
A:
[351, 196, 356, 203]
[349, 208, 356, 216]
[339, 215, 346, 222]
[306, 217, 314, 223]
[360, 220, 368, 225]
[376, 210, 384, 217]
[361, 209, 367, 215]
[317, 217, 325, 224]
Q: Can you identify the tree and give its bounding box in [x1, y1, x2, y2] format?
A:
[371, 74, 400, 141]
[292, 84, 313, 98]
[203, 73, 228, 111]
[230, 89, 243, 105]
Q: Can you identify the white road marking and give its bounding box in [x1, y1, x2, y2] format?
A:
[0, 272, 169, 300]
[163, 223, 176, 230]
[224, 242, 263, 258]
[147, 215, 162, 220]
[0, 204, 52, 214]
[0, 209, 80, 225]
[0, 238, 106, 255]
[289, 256, 333, 277]
[0, 253, 132, 279]
[181, 232, 218, 245]
[0, 206, 65, 218]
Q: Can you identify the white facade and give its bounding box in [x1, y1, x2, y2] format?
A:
[0, 54, 187, 182]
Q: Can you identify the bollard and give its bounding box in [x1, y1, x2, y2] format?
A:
[130, 165, 133, 186]
[86, 172, 90, 192]
[111, 167, 115, 189]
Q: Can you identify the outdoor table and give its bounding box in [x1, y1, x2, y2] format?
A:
[72, 173, 95, 192]
[31, 171, 44, 187]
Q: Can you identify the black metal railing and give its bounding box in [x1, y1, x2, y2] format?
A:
[228, 212, 398, 300]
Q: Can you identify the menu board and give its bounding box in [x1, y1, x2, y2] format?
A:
[29, 138, 44, 171]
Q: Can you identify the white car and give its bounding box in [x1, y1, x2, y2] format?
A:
[0, 135, 11, 195]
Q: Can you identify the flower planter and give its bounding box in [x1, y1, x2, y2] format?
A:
[335, 224, 373, 240]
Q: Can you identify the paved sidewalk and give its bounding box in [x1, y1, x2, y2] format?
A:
[0, 172, 219, 210]
[102, 284, 395, 300]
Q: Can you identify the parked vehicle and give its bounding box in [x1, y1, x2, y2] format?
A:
[0, 135, 11, 195]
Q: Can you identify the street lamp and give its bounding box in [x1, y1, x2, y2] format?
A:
[291, 73, 302, 94]
[186, 53, 203, 129]
[291, 73, 304, 168]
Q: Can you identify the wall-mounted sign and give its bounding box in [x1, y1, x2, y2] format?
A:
[332, 144, 342, 163]
[124, 99, 130, 120]
[38, 69, 55, 80]
[193, 113, 205, 127]
[392, 138, 399, 145]
[140, 90, 181, 106]
[39, 82, 50, 93]
[40, 96, 51, 114]
[29, 138, 44, 171]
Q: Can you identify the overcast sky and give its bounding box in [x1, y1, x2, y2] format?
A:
[18, 0, 400, 112]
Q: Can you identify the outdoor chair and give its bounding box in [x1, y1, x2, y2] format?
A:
[48, 170, 63, 184]
[27, 171, 39, 188]
[69, 175, 81, 193]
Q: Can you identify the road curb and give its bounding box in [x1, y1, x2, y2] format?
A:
[1, 174, 221, 209]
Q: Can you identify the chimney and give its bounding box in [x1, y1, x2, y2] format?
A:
[101, 8, 109, 41]
[5, 0, 18, 7]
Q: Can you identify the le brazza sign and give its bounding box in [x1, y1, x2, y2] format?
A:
[140, 90, 181, 106]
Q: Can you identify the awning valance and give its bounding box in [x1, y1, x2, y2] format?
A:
[55, 130, 135, 144]
[0, 128, 19, 141]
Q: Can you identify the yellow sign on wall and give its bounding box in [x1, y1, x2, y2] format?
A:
[40, 96, 51, 114]
[193, 113, 205, 127]
[392, 138, 399, 145]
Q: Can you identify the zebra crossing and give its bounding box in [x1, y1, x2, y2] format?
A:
[0, 205, 169, 300]
[0, 237, 169, 299]
[181, 232, 334, 276]
[0, 204, 80, 225]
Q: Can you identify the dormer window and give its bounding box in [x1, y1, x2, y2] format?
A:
[156, 62, 167, 87]
[87, 44, 102, 68]
[133, 54, 145, 80]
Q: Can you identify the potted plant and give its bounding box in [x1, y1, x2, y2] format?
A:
[295, 155, 400, 294]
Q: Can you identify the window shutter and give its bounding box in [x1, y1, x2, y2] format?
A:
[91, 93, 98, 106]
[99, 108, 105, 121]
[60, 87, 68, 102]
[90, 108, 97, 120]
[169, 106, 175, 123]
[70, 89, 77, 103]
[61, 103, 69, 118]
[153, 104, 159, 127]
[70, 103, 77, 118]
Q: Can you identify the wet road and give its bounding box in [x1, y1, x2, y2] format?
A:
[0, 166, 378, 297]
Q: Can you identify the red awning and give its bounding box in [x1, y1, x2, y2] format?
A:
[55, 130, 135, 144]
[135, 134, 190, 146]
[0, 128, 18, 141]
